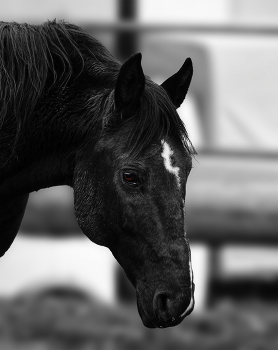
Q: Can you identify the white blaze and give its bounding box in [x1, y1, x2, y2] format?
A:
[161, 140, 194, 318]
[161, 140, 181, 188]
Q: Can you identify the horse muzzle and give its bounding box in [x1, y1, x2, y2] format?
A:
[136, 284, 195, 328]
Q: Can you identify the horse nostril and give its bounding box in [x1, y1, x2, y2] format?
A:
[153, 290, 192, 325]
[155, 292, 169, 312]
[154, 291, 175, 322]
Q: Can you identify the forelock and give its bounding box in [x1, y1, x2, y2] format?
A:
[121, 78, 196, 159]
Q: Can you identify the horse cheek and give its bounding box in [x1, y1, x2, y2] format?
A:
[73, 168, 120, 247]
[73, 169, 102, 244]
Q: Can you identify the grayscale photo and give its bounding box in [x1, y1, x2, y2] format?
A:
[0, 1, 277, 349]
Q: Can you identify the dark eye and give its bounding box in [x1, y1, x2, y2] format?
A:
[123, 172, 140, 187]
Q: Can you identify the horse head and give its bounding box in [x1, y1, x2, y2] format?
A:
[73, 53, 195, 328]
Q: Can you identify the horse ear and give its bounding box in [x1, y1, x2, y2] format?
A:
[161, 58, 193, 109]
[114, 53, 145, 111]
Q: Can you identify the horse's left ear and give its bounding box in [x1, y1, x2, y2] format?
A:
[161, 58, 193, 109]
[114, 53, 145, 112]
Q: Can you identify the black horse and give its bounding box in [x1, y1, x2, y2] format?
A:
[0, 20, 196, 328]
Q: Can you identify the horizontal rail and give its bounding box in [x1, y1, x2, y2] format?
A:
[82, 21, 278, 36]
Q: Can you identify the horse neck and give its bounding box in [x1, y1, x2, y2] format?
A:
[0, 85, 105, 198]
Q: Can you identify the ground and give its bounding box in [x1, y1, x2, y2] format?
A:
[0, 287, 277, 350]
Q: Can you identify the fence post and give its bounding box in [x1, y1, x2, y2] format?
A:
[115, 0, 138, 61]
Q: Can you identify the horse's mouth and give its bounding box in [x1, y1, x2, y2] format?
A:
[136, 285, 195, 329]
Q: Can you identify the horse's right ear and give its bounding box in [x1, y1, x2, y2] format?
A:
[114, 53, 145, 112]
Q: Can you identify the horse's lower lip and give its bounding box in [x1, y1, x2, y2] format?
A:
[137, 297, 185, 329]
[141, 310, 182, 329]
[156, 316, 183, 328]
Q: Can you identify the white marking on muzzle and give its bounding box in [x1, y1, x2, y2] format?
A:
[161, 140, 180, 188]
[180, 249, 194, 318]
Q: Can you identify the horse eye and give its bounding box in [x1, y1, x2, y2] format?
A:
[123, 172, 140, 186]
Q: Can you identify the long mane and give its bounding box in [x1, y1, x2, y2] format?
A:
[0, 20, 195, 164]
[0, 20, 119, 147]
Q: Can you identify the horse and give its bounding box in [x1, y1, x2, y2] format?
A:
[0, 20, 196, 328]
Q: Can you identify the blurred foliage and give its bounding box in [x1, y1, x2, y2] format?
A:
[0, 286, 277, 350]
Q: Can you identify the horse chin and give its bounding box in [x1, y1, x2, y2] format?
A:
[136, 299, 156, 328]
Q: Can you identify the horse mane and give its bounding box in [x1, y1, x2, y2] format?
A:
[0, 20, 119, 150]
[0, 19, 195, 163]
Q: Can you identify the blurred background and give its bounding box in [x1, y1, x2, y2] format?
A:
[0, 0, 277, 349]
